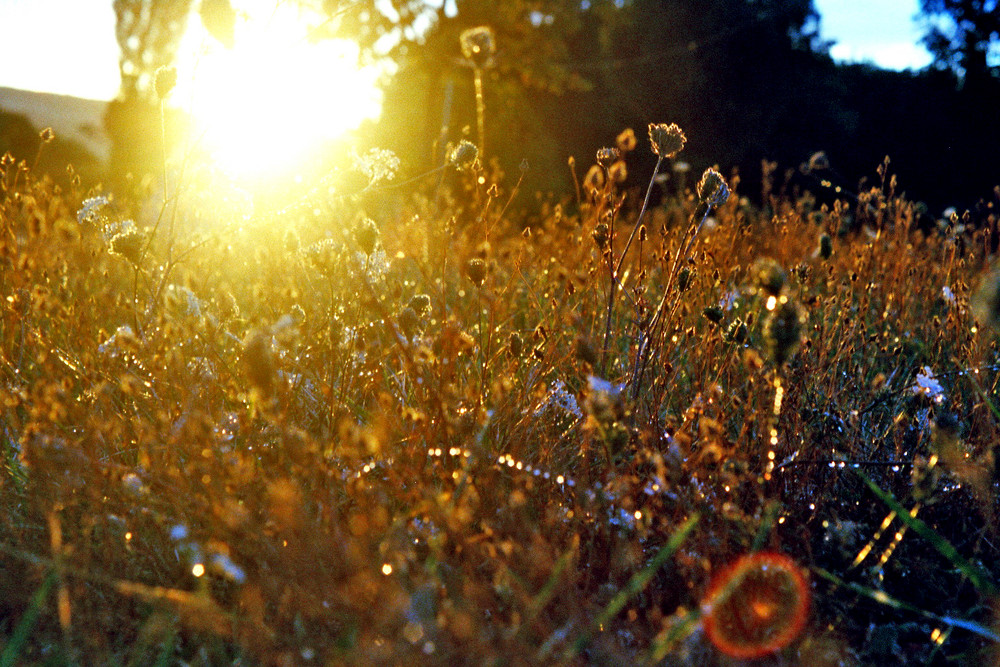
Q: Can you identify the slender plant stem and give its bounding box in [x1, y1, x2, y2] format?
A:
[474, 68, 486, 157]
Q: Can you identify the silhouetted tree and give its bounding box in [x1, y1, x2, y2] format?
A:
[919, 0, 1000, 88]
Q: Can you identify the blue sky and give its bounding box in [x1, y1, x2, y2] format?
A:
[0, 0, 934, 100]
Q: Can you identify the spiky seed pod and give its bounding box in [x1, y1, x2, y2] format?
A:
[648, 123, 686, 158]
[507, 331, 523, 358]
[109, 227, 145, 265]
[698, 168, 730, 208]
[592, 223, 610, 250]
[596, 147, 620, 169]
[154, 66, 177, 99]
[460, 26, 496, 69]
[449, 140, 479, 171]
[751, 258, 787, 296]
[818, 233, 833, 260]
[764, 299, 806, 365]
[703, 306, 724, 324]
[397, 307, 420, 339]
[353, 217, 379, 256]
[677, 267, 694, 292]
[408, 294, 431, 318]
[465, 258, 487, 287]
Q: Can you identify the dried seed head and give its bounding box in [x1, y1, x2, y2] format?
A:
[817, 233, 833, 260]
[616, 127, 637, 153]
[592, 222, 610, 249]
[751, 258, 787, 296]
[154, 66, 177, 99]
[764, 299, 805, 365]
[703, 306, 724, 324]
[608, 160, 628, 184]
[648, 123, 686, 158]
[353, 217, 379, 256]
[460, 26, 496, 69]
[397, 307, 420, 339]
[109, 227, 145, 265]
[698, 168, 730, 208]
[465, 258, 487, 287]
[242, 331, 275, 399]
[449, 140, 479, 171]
[408, 294, 431, 318]
[507, 331, 523, 358]
[596, 147, 620, 169]
[39, 127, 55, 144]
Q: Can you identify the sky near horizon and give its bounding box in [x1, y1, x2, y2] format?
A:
[0, 0, 934, 101]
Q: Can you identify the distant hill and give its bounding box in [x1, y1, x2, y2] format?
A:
[0, 86, 109, 162]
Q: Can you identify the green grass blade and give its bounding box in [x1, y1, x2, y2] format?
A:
[854, 469, 997, 595]
[813, 566, 1000, 644]
[565, 513, 700, 658]
[0, 570, 56, 667]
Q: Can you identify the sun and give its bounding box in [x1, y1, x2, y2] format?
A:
[173, 1, 386, 180]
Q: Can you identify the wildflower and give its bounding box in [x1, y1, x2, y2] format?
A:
[465, 258, 487, 287]
[648, 123, 686, 158]
[703, 306, 724, 324]
[460, 26, 496, 69]
[911, 366, 945, 403]
[353, 147, 400, 186]
[353, 217, 380, 256]
[449, 140, 479, 171]
[154, 66, 177, 99]
[596, 147, 620, 169]
[702, 552, 810, 659]
[697, 168, 730, 208]
[763, 298, 805, 365]
[77, 195, 110, 225]
[109, 226, 145, 265]
[616, 127, 637, 153]
[39, 127, 55, 144]
[163, 284, 202, 320]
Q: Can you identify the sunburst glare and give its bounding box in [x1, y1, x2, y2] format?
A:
[173, 1, 386, 180]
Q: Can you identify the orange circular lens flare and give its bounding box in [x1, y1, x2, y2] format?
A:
[701, 551, 810, 659]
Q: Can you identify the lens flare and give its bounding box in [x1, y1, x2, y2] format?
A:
[701, 551, 810, 659]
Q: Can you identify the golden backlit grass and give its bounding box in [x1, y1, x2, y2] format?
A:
[2, 137, 1000, 665]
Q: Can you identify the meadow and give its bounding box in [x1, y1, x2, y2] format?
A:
[2, 108, 1000, 666]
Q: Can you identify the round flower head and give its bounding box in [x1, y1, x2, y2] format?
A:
[110, 227, 145, 266]
[460, 26, 496, 69]
[449, 140, 479, 171]
[697, 168, 730, 208]
[751, 258, 787, 297]
[648, 123, 686, 159]
[702, 552, 810, 659]
[352, 217, 379, 256]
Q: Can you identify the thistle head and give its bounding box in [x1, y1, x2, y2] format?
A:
[460, 26, 496, 69]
